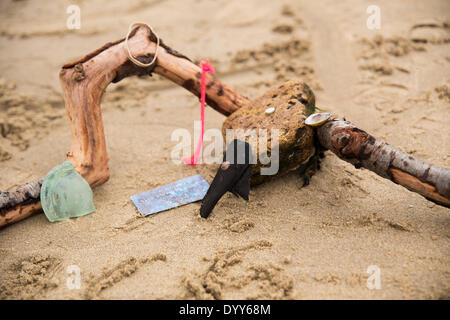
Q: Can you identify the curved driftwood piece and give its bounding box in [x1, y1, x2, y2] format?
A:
[317, 118, 450, 207]
[0, 25, 249, 228]
[60, 24, 249, 186]
[0, 179, 43, 226]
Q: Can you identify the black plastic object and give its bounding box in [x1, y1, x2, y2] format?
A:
[200, 139, 254, 218]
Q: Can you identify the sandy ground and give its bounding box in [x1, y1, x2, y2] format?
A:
[0, 0, 449, 299]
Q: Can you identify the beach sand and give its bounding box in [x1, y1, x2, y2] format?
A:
[0, 0, 449, 299]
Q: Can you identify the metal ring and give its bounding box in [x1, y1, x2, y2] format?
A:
[124, 22, 160, 68]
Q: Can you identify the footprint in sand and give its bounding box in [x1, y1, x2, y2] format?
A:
[223, 217, 255, 233]
[182, 240, 295, 299]
[82, 254, 167, 299]
[409, 20, 450, 44]
[0, 254, 61, 299]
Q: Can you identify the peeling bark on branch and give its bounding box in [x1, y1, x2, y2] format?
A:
[317, 119, 450, 207]
[0, 179, 43, 226]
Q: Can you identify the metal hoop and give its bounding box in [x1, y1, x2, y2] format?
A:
[124, 22, 160, 68]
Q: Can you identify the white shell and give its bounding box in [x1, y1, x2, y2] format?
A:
[305, 112, 331, 127]
[265, 107, 275, 115]
[221, 161, 230, 170]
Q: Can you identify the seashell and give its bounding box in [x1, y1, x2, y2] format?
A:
[265, 107, 275, 114]
[40, 161, 95, 222]
[305, 112, 331, 127]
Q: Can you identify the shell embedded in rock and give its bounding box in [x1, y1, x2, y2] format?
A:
[40, 161, 95, 222]
[222, 80, 316, 185]
[305, 112, 331, 127]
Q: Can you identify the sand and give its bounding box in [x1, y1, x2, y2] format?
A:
[0, 0, 449, 299]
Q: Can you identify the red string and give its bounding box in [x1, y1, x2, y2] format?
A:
[182, 59, 215, 165]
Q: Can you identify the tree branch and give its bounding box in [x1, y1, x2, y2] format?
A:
[317, 118, 450, 207]
[0, 25, 249, 228]
[0, 179, 43, 226]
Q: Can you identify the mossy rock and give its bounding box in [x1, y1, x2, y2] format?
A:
[222, 80, 316, 185]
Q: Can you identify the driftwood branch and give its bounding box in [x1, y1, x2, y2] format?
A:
[60, 25, 248, 187]
[317, 119, 450, 207]
[0, 25, 249, 228]
[1, 24, 448, 228]
[0, 179, 43, 226]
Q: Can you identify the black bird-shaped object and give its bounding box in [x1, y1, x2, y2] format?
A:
[200, 139, 254, 218]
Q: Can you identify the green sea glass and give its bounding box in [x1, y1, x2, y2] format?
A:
[40, 161, 95, 222]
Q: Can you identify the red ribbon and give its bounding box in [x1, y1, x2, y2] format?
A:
[182, 59, 215, 165]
